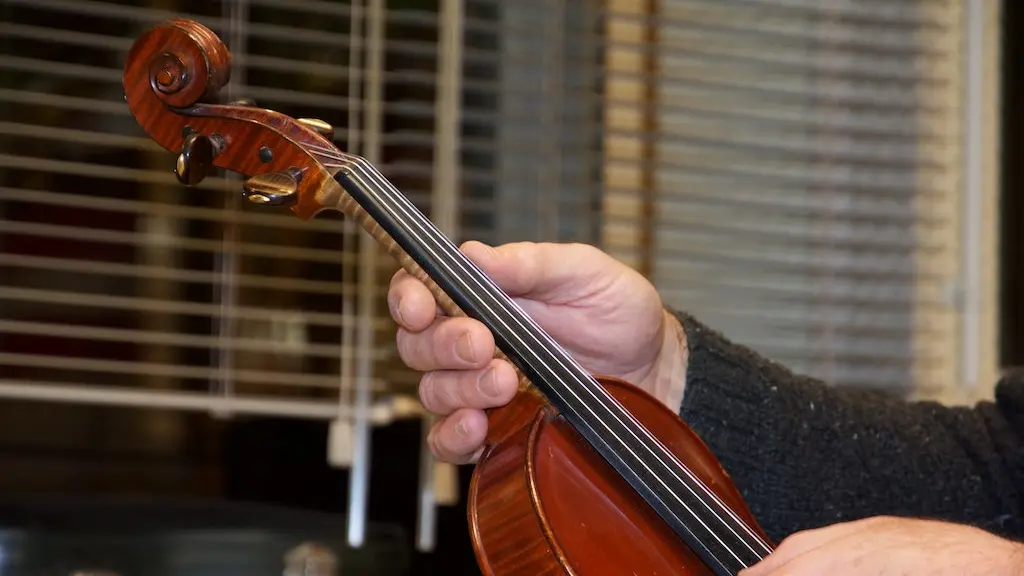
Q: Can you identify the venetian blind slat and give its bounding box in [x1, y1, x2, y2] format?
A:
[650, 0, 963, 392]
[0, 0, 403, 413]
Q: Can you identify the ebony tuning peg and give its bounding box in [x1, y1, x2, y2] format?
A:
[242, 168, 303, 206]
[297, 118, 334, 140]
[175, 131, 222, 186]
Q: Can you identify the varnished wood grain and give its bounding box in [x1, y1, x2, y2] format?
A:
[123, 19, 339, 221]
[123, 20, 773, 575]
[469, 376, 769, 575]
[123, 18, 535, 398]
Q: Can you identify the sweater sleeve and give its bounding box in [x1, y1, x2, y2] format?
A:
[672, 310, 1024, 543]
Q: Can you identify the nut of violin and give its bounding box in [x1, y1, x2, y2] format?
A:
[243, 168, 303, 206]
[174, 132, 218, 186]
[298, 118, 334, 140]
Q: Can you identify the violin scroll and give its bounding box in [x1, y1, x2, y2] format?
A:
[123, 20, 775, 576]
[131, 19, 232, 109]
[122, 19, 345, 220]
[175, 130, 222, 185]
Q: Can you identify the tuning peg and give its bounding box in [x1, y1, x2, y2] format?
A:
[242, 168, 303, 206]
[298, 118, 334, 140]
[228, 97, 257, 106]
[175, 132, 221, 186]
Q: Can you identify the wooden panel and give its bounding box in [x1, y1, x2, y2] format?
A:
[601, 0, 656, 273]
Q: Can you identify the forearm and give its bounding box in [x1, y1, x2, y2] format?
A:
[670, 309, 1024, 543]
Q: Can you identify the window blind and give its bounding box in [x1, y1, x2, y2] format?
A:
[0, 0, 423, 425]
[0, 0, 606, 551]
[605, 0, 1002, 400]
[0, 0, 450, 549]
[0, 0, 1003, 549]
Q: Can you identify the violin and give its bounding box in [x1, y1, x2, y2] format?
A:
[121, 19, 774, 576]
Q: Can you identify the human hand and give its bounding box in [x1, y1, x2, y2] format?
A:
[741, 516, 1024, 576]
[387, 241, 686, 464]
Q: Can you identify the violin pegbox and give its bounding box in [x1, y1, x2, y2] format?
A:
[122, 18, 347, 219]
[174, 127, 223, 186]
[242, 168, 306, 206]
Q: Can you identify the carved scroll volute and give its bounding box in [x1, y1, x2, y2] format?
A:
[121, 18, 344, 221]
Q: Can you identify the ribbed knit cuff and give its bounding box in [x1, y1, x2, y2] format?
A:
[667, 309, 1024, 542]
[667, 308, 812, 539]
[671, 309, 776, 426]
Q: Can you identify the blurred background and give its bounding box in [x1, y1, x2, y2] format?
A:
[0, 0, 1019, 574]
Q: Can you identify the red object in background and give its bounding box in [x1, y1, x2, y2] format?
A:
[0, 200, 139, 366]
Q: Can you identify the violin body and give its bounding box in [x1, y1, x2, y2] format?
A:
[472, 376, 762, 575]
[120, 19, 773, 576]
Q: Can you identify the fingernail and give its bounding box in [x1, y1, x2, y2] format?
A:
[455, 417, 470, 437]
[477, 368, 499, 397]
[455, 332, 475, 363]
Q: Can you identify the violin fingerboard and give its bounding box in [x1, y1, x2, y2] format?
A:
[318, 167, 534, 394]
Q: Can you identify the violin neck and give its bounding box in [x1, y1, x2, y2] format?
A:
[333, 158, 604, 417]
[332, 159, 770, 575]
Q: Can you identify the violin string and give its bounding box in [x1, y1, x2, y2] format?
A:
[341, 163, 755, 570]
[310, 148, 770, 564]
[337, 157, 764, 569]
[310, 147, 773, 560]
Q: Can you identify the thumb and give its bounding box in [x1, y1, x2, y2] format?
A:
[460, 241, 614, 302]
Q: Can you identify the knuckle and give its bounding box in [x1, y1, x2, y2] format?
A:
[387, 296, 401, 322]
[429, 318, 454, 344]
[418, 372, 439, 413]
[776, 530, 810, 551]
[396, 327, 434, 371]
[394, 329, 416, 364]
[569, 240, 595, 254]
[431, 321, 462, 362]
[436, 375, 464, 411]
[426, 423, 446, 459]
[431, 419, 463, 462]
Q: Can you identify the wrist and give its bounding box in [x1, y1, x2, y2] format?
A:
[974, 526, 1024, 576]
[1001, 540, 1024, 576]
[646, 308, 688, 411]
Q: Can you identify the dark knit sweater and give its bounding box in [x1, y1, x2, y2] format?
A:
[673, 310, 1024, 544]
